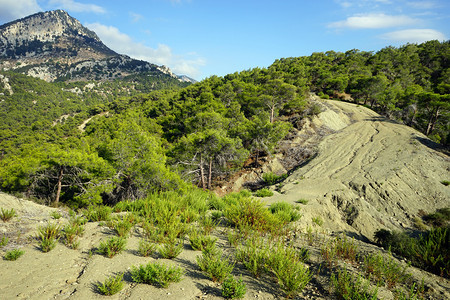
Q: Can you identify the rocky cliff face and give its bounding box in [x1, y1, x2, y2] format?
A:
[0, 10, 187, 82]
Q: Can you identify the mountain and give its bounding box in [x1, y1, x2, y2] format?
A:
[0, 10, 193, 83]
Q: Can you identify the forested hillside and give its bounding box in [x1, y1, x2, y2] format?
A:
[0, 40, 448, 208]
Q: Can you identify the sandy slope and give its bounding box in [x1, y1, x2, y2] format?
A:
[268, 100, 449, 239]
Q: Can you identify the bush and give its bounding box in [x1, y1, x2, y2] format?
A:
[268, 243, 311, 298]
[98, 237, 126, 258]
[85, 205, 112, 222]
[197, 246, 234, 283]
[112, 216, 134, 237]
[4, 249, 24, 261]
[422, 207, 450, 227]
[331, 268, 378, 300]
[269, 201, 301, 223]
[37, 223, 61, 252]
[254, 188, 273, 197]
[159, 239, 183, 259]
[131, 262, 184, 288]
[138, 239, 156, 257]
[374, 227, 449, 278]
[50, 211, 62, 219]
[96, 273, 124, 295]
[189, 229, 217, 252]
[222, 276, 247, 299]
[224, 196, 283, 234]
[362, 253, 411, 289]
[0, 235, 8, 247]
[262, 172, 286, 185]
[235, 238, 268, 278]
[1, 208, 16, 222]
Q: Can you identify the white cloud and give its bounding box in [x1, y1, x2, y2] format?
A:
[48, 0, 105, 14]
[381, 29, 446, 43]
[407, 1, 438, 9]
[129, 12, 143, 23]
[85, 22, 204, 78]
[0, 0, 41, 23]
[329, 13, 418, 29]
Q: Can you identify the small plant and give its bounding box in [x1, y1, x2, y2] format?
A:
[295, 199, 308, 205]
[269, 201, 301, 223]
[268, 243, 311, 298]
[200, 216, 218, 234]
[189, 229, 217, 251]
[37, 223, 61, 252]
[131, 262, 184, 288]
[254, 188, 274, 197]
[112, 217, 134, 237]
[312, 216, 324, 226]
[227, 230, 242, 247]
[96, 273, 124, 295]
[306, 226, 315, 246]
[4, 249, 25, 261]
[138, 239, 156, 257]
[362, 252, 411, 289]
[334, 234, 358, 263]
[331, 268, 378, 300]
[1, 208, 16, 222]
[0, 235, 8, 247]
[235, 238, 268, 278]
[159, 239, 183, 259]
[440, 180, 450, 186]
[222, 276, 247, 299]
[98, 237, 126, 258]
[50, 211, 62, 219]
[197, 246, 234, 283]
[85, 205, 112, 222]
[262, 172, 287, 185]
[63, 223, 82, 249]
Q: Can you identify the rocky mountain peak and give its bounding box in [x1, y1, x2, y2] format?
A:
[0, 10, 194, 83]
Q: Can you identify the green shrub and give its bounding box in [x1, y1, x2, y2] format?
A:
[37, 223, 61, 252]
[98, 237, 126, 258]
[1, 208, 16, 222]
[96, 273, 124, 295]
[269, 201, 301, 223]
[85, 205, 112, 222]
[159, 239, 183, 259]
[50, 211, 62, 219]
[312, 216, 324, 226]
[199, 215, 218, 234]
[131, 262, 184, 288]
[224, 196, 283, 234]
[138, 239, 156, 257]
[262, 172, 283, 185]
[268, 243, 311, 298]
[222, 276, 247, 299]
[331, 268, 378, 300]
[440, 180, 450, 186]
[197, 246, 234, 283]
[0, 235, 8, 247]
[189, 229, 217, 251]
[4, 249, 24, 261]
[295, 199, 308, 205]
[112, 217, 134, 237]
[422, 207, 450, 227]
[374, 227, 449, 278]
[63, 223, 81, 249]
[362, 253, 411, 289]
[334, 234, 358, 263]
[235, 238, 268, 278]
[254, 188, 273, 197]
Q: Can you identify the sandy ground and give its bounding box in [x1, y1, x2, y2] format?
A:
[1, 100, 449, 299]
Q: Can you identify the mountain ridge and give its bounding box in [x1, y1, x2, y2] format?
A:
[0, 10, 194, 83]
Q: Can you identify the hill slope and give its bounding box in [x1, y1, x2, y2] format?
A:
[264, 99, 449, 240]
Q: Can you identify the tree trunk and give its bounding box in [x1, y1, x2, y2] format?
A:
[426, 107, 439, 135]
[55, 166, 63, 205]
[207, 158, 212, 190]
[199, 155, 206, 190]
[270, 105, 275, 123]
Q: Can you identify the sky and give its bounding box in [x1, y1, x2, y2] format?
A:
[0, 0, 449, 80]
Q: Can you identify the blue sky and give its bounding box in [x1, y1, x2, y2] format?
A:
[0, 0, 449, 80]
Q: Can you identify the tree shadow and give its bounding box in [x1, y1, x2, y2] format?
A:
[414, 136, 449, 154]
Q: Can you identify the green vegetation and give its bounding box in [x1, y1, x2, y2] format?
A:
[331, 268, 378, 300]
[4, 249, 25, 261]
[222, 276, 247, 299]
[0, 235, 8, 247]
[37, 223, 61, 252]
[130, 262, 184, 288]
[97, 237, 126, 258]
[254, 188, 273, 197]
[197, 246, 235, 283]
[96, 273, 124, 296]
[0, 208, 16, 222]
[138, 239, 157, 257]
